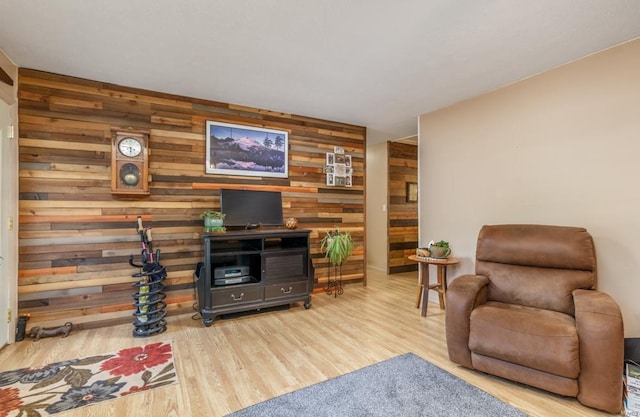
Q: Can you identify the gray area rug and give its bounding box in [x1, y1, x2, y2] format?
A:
[227, 352, 528, 417]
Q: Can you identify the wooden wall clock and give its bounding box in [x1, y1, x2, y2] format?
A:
[111, 130, 150, 196]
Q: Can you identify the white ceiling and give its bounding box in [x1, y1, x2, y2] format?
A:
[1, 1, 640, 144]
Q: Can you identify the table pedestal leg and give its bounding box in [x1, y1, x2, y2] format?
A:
[416, 263, 423, 308]
[420, 263, 430, 317]
[436, 265, 447, 309]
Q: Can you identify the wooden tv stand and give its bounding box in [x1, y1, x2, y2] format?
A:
[194, 229, 313, 326]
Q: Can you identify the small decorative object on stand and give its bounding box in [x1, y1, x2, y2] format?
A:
[320, 227, 354, 297]
[129, 216, 167, 337]
[200, 210, 226, 233]
[428, 240, 451, 259]
[285, 217, 298, 229]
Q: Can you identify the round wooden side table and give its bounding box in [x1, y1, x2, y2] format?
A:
[408, 255, 460, 317]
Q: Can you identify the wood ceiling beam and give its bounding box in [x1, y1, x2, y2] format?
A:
[0, 65, 14, 86]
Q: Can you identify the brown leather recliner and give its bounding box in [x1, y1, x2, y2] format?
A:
[446, 224, 623, 413]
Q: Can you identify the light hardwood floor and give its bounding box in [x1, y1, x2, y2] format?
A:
[0, 268, 616, 416]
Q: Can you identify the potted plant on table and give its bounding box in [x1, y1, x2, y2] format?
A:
[200, 210, 226, 233]
[428, 240, 451, 258]
[320, 228, 354, 297]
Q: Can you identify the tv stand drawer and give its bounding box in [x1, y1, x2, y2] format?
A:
[211, 286, 263, 307]
[264, 281, 308, 299]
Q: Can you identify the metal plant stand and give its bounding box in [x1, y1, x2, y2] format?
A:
[325, 264, 344, 297]
[129, 217, 167, 337]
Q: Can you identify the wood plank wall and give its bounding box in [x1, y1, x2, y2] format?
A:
[17, 69, 366, 330]
[387, 142, 418, 274]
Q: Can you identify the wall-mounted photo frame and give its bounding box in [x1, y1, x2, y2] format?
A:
[406, 182, 418, 202]
[326, 152, 335, 166]
[325, 150, 354, 188]
[326, 173, 335, 186]
[205, 121, 288, 178]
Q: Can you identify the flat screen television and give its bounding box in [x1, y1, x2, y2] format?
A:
[220, 189, 284, 228]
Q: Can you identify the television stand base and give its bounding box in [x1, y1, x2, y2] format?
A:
[221, 304, 289, 320]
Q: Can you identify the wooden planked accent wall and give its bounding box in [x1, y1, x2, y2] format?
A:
[387, 142, 418, 274]
[17, 69, 366, 330]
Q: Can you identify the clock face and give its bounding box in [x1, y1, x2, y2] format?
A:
[118, 137, 142, 158]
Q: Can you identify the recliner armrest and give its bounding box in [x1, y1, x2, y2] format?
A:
[445, 274, 489, 368]
[573, 289, 623, 414]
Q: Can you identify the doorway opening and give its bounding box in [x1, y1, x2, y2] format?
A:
[387, 138, 418, 274]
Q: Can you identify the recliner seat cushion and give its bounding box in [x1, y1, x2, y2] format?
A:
[469, 301, 580, 379]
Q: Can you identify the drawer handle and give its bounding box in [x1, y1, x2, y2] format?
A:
[230, 292, 244, 301]
[281, 286, 293, 294]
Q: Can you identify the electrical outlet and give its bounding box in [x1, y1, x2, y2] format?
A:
[8, 216, 13, 231]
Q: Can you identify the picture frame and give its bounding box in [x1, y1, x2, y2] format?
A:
[406, 182, 418, 202]
[205, 121, 288, 178]
[326, 173, 335, 186]
[326, 152, 335, 166]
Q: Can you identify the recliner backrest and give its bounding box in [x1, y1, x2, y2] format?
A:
[475, 224, 596, 315]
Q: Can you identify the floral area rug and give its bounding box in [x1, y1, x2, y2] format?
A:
[0, 341, 177, 416]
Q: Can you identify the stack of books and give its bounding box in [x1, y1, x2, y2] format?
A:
[625, 361, 640, 416]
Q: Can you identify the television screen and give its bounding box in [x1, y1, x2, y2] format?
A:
[220, 189, 284, 228]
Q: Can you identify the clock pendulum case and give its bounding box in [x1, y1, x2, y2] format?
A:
[111, 130, 150, 196]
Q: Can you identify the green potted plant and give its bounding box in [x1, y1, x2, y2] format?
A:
[428, 240, 451, 258]
[320, 228, 354, 297]
[200, 210, 226, 232]
[321, 228, 354, 266]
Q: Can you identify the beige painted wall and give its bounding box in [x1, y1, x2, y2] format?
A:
[366, 139, 388, 271]
[419, 38, 640, 337]
[0, 48, 18, 343]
